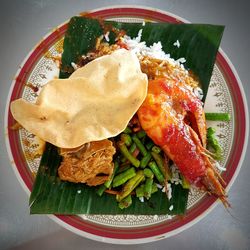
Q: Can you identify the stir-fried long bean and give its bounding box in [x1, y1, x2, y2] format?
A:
[96, 184, 107, 197]
[136, 130, 146, 139]
[143, 168, 154, 179]
[207, 127, 223, 160]
[205, 112, 230, 121]
[148, 161, 165, 184]
[151, 152, 166, 177]
[144, 178, 153, 199]
[140, 153, 152, 168]
[112, 167, 136, 187]
[132, 135, 148, 156]
[120, 133, 132, 147]
[118, 141, 140, 167]
[116, 170, 145, 202]
[118, 195, 132, 209]
[104, 160, 119, 188]
[95, 112, 204, 209]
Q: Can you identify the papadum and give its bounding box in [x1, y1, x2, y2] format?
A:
[10, 49, 148, 148]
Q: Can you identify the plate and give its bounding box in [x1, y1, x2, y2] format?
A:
[5, 6, 249, 244]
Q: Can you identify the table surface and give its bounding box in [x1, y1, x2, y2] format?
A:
[1, 0, 249, 249]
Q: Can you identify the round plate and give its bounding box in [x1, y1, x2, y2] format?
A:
[5, 6, 249, 244]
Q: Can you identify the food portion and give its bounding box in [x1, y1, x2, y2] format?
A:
[137, 78, 228, 206]
[22, 16, 227, 215]
[11, 49, 148, 148]
[58, 139, 116, 186]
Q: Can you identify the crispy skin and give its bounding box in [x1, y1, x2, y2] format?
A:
[58, 139, 116, 186]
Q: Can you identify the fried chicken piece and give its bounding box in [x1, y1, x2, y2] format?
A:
[58, 139, 116, 186]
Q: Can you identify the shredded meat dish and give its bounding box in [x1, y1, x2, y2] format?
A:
[58, 139, 116, 186]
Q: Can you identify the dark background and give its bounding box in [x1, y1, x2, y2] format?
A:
[0, 0, 249, 249]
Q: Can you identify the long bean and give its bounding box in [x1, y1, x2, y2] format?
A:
[116, 170, 145, 202]
[140, 153, 152, 168]
[207, 127, 222, 160]
[118, 141, 140, 167]
[104, 160, 119, 188]
[116, 163, 131, 174]
[123, 126, 132, 134]
[121, 143, 137, 163]
[143, 168, 154, 179]
[118, 195, 132, 209]
[136, 130, 146, 139]
[144, 178, 153, 199]
[205, 112, 230, 121]
[120, 133, 132, 147]
[152, 146, 161, 154]
[132, 135, 148, 156]
[136, 184, 145, 198]
[96, 184, 106, 196]
[151, 152, 166, 177]
[151, 182, 158, 194]
[129, 143, 137, 153]
[112, 167, 136, 188]
[181, 174, 190, 189]
[148, 161, 165, 184]
[146, 140, 154, 150]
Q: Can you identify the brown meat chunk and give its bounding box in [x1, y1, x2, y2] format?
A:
[58, 139, 116, 186]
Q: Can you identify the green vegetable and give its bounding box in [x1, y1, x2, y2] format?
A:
[207, 127, 223, 160]
[136, 130, 146, 139]
[118, 141, 140, 168]
[120, 133, 132, 147]
[129, 143, 137, 153]
[30, 16, 223, 215]
[132, 135, 148, 157]
[152, 183, 158, 194]
[121, 142, 137, 163]
[151, 152, 166, 178]
[180, 175, 190, 189]
[144, 178, 154, 200]
[104, 160, 119, 188]
[116, 170, 145, 202]
[146, 141, 154, 150]
[116, 163, 131, 174]
[143, 168, 154, 179]
[112, 167, 136, 188]
[140, 153, 152, 168]
[118, 195, 132, 209]
[152, 146, 161, 154]
[205, 112, 230, 121]
[123, 127, 132, 134]
[136, 184, 145, 198]
[148, 161, 165, 184]
[96, 184, 107, 196]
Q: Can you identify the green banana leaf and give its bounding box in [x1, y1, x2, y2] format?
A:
[29, 16, 224, 215]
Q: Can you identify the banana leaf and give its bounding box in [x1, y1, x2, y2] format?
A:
[29, 16, 224, 215]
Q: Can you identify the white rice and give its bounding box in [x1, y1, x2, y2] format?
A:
[139, 196, 144, 203]
[193, 87, 204, 100]
[173, 40, 180, 48]
[166, 183, 172, 200]
[104, 31, 110, 42]
[153, 215, 158, 220]
[215, 162, 226, 172]
[170, 164, 182, 185]
[121, 30, 187, 71]
[71, 62, 79, 70]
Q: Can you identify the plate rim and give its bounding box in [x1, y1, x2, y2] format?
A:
[4, 5, 249, 244]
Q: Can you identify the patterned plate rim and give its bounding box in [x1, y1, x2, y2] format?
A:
[4, 6, 249, 244]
